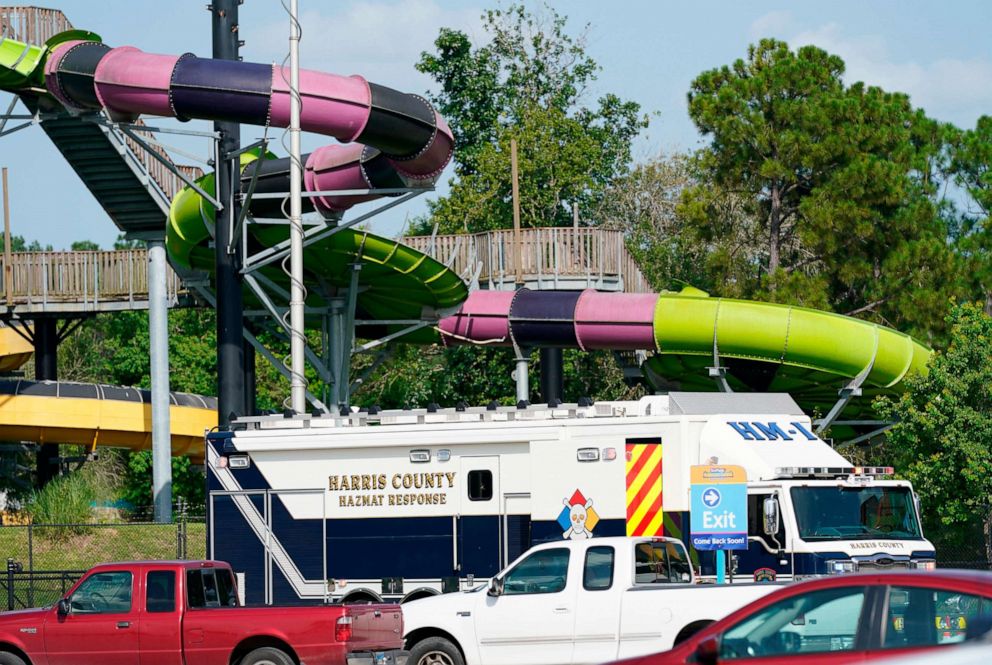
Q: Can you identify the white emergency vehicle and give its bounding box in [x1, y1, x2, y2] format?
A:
[205, 392, 935, 605]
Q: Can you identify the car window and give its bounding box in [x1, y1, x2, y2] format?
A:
[146, 570, 176, 613]
[187, 568, 238, 608]
[719, 586, 868, 659]
[584, 546, 615, 591]
[502, 548, 569, 595]
[884, 586, 992, 648]
[634, 541, 692, 584]
[70, 571, 133, 614]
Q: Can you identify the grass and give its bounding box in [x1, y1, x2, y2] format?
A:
[0, 521, 206, 571]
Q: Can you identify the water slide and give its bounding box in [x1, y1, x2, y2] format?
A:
[438, 288, 930, 416]
[0, 324, 217, 461]
[0, 30, 932, 446]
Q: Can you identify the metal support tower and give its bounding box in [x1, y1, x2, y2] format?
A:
[212, 0, 246, 427]
[147, 238, 172, 522]
[540, 347, 563, 404]
[32, 317, 58, 485]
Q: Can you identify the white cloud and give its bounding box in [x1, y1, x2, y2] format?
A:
[243, 0, 482, 94]
[749, 10, 795, 40]
[787, 22, 992, 128]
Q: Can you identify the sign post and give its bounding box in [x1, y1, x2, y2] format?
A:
[690, 465, 748, 584]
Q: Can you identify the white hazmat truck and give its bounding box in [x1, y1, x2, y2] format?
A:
[206, 392, 935, 604]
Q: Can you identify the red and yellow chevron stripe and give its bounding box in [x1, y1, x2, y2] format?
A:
[626, 440, 663, 536]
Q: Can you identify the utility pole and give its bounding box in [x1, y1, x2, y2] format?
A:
[511, 138, 523, 287]
[212, 0, 246, 427]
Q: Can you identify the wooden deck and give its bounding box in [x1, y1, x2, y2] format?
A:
[1, 250, 190, 314]
[402, 227, 650, 293]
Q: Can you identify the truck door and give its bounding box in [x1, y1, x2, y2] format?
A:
[458, 456, 501, 578]
[44, 569, 139, 665]
[738, 489, 792, 581]
[475, 546, 578, 665]
[502, 493, 532, 568]
[138, 568, 182, 665]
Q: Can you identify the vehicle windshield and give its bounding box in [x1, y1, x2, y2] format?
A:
[791, 485, 922, 541]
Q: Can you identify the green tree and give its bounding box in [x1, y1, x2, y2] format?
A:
[114, 234, 145, 250]
[681, 39, 963, 339]
[876, 303, 992, 560]
[596, 151, 763, 294]
[8, 235, 52, 252]
[70, 240, 100, 251]
[118, 451, 205, 514]
[416, 3, 646, 233]
[950, 116, 992, 313]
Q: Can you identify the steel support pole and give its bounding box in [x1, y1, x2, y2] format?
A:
[148, 239, 172, 523]
[287, 0, 307, 413]
[515, 351, 530, 404]
[540, 347, 563, 404]
[243, 334, 256, 417]
[33, 318, 58, 486]
[212, 0, 245, 426]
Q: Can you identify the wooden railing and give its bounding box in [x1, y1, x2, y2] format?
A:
[1, 250, 186, 309]
[0, 6, 71, 44]
[403, 227, 651, 293]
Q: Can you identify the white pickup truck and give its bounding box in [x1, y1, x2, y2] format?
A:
[402, 537, 780, 665]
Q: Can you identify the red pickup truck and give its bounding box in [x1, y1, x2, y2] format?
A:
[0, 560, 407, 665]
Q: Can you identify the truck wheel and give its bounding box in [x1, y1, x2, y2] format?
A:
[240, 646, 294, 665]
[409, 637, 464, 665]
[0, 653, 27, 665]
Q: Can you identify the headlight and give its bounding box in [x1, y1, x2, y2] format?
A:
[828, 560, 857, 574]
[911, 560, 936, 571]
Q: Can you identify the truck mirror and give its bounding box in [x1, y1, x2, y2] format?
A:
[57, 598, 71, 617]
[763, 496, 780, 536]
[487, 577, 503, 597]
[694, 635, 720, 665]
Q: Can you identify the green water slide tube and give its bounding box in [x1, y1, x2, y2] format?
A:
[168, 151, 468, 334]
[645, 288, 931, 418]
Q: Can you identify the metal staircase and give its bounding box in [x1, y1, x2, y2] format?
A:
[1, 7, 193, 235]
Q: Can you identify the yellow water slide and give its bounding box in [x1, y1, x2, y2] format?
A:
[0, 324, 216, 461]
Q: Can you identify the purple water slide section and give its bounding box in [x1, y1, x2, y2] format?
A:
[395, 112, 454, 180]
[92, 47, 178, 118]
[437, 289, 660, 351]
[67, 45, 455, 216]
[44, 41, 97, 110]
[574, 291, 658, 350]
[438, 291, 515, 346]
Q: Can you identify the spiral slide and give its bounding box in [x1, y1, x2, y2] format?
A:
[0, 29, 932, 444]
[31, 34, 467, 321]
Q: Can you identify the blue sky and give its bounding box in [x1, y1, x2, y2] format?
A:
[2, 0, 990, 249]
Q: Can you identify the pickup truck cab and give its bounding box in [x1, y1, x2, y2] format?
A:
[402, 537, 779, 665]
[0, 560, 406, 665]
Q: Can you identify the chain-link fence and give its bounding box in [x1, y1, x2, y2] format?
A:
[936, 543, 991, 571]
[1, 511, 205, 610]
